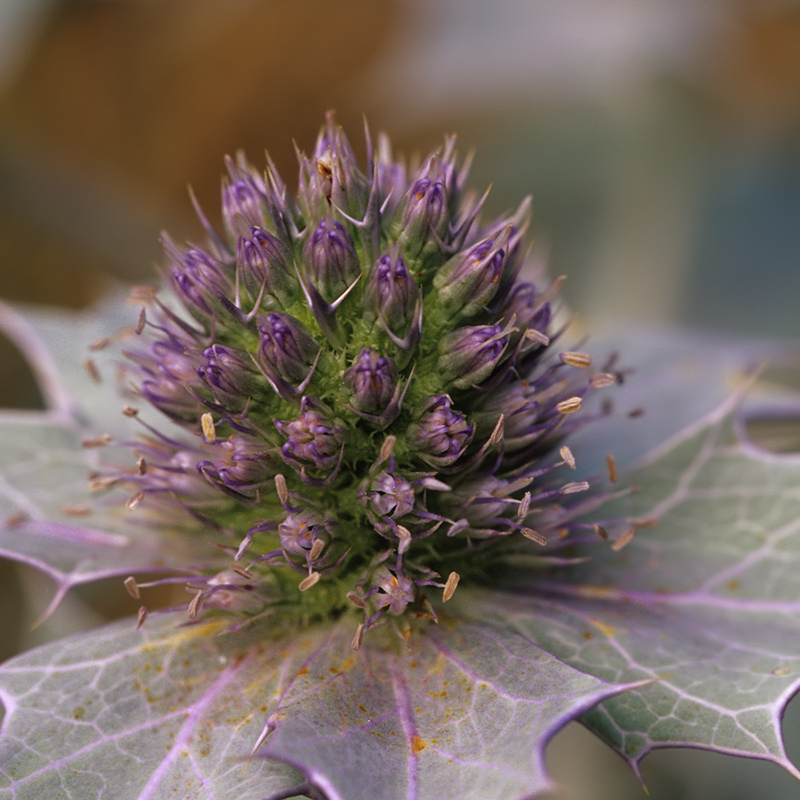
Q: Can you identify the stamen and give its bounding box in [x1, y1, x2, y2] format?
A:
[606, 454, 618, 483]
[594, 524, 609, 540]
[188, 588, 204, 619]
[299, 572, 320, 591]
[89, 475, 119, 491]
[524, 329, 550, 346]
[89, 336, 111, 351]
[62, 505, 90, 517]
[83, 358, 101, 383]
[125, 490, 145, 510]
[136, 606, 148, 629]
[135, 307, 146, 335]
[521, 528, 547, 545]
[556, 397, 582, 415]
[591, 373, 616, 388]
[560, 446, 576, 469]
[352, 623, 365, 651]
[561, 481, 590, 494]
[122, 405, 139, 417]
[309, 539, 325, 561]
[396, 525, 412, 555]
[124, 576, 140, 599]
[380, 435, 396, 462]
[82, 435, 112, 448]
[137, 456, 148, 476]
[517, 491, 531, 519]
[201, 412, 216, 443]
[347, 590, 366, 608]
[560, 351, 592, 368]
[275, 474, 289, 505]
[442, 571, 460, 602]
[611, 529, 635, 551]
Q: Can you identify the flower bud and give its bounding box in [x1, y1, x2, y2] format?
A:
[435, 230, 510, 317]
[363, 251, 419, 334]
[438, 325, 508, 389]
[408, 395, 474, 468]
[499, 282, 551, 344]
[164, 241, 228, 316]
[198, 344, 257, 401]
[342, 348, 398, 415]
[222, 175, 267, 235]
[257, 313, 320, 387]
[237, 226, 294, 302]
[275, 400, 345, 479]
[199, 435, 275, 493]
[302, 218, 360, 301]
[396, 159, 449, 257]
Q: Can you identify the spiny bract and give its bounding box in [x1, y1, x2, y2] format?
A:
[109, 115, 617, 641]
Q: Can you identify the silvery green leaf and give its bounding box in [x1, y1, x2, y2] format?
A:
[0, 611, 628, 800]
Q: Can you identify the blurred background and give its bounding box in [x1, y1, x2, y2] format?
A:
[1, 1, 799, 797]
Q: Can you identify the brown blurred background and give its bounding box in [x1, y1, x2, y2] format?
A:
[1, 1, 800, 798]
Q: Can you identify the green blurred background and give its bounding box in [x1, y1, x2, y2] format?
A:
[1, 1, 799, 797]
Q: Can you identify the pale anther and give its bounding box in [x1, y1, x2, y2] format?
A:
[136, 606, 148, 629]
[201, 412, 216, 443]
[611, 529, 635, 551]
[89, 337, 111, 351]
[556, 397, 581, 415]
[380, 435, 396, 462]
[560, 351, 592, 368]
[396, 525, 412, 555]
[299, 572, 321, 591]
[124, 576, 140, 599]
[188, 589, 204, 619]
[275, 474, 289, 505]
[82, 434, 112, 448]
[83, 358, 101, 383]
[442, 571, 460, 602]
[309, 538, 325, 561]
[561, 480, 590, 494]
[606, 454, 618, 484]
[560, 446, 576, 469]
[346, 590, 366, 608]
[135, 307, 146, 334]
[521, 528, 547, 545]
[352, 623, 365, 651]
[125, 490, 145, 510]
[517, 491, 531, 519]
[590, 373, 616, 388]
[137, 457, 147, 475]
[122, 405, 139, 417]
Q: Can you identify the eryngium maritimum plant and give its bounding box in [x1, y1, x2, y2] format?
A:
[5, 116, 800, 800]
[114, 115, 612, 636]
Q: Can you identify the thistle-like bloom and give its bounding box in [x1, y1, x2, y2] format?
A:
[109, 114, 615, 639]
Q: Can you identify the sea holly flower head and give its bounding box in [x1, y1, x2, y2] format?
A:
[4, 114, 800, 800]
[92, 114, 611, 638]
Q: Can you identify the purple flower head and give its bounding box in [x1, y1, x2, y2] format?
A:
[360, 471, 415, 520]
[279, 509, 326, 557]
[236, 226, 294, 302]
[363, 250, 419, 335]
[408, 395, 474, 468]
[302, 218, 360, 301]
[372, 567, 415, 616]
[342, 348, 398, 415]
[257, 312, 320, 387]
[275, 399, 345, 479]
[439, 324, 508, 389]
